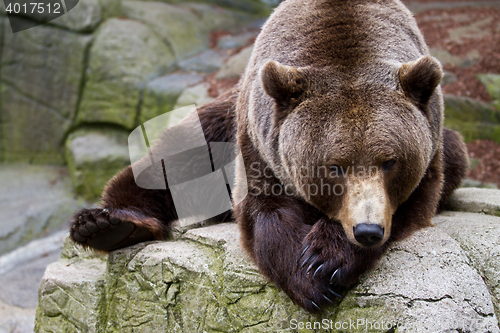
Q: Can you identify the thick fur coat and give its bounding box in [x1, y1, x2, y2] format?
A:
[70, 0, 468, 313]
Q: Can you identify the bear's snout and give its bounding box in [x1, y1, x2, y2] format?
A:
[334, 172, 395, 248]
[353, 223, 385, 247]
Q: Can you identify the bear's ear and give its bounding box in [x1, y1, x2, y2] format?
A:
[399, 56, 443, 108]
[261, 60, 308, 109]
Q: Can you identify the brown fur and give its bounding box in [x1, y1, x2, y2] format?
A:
[69, 0, 469, 313]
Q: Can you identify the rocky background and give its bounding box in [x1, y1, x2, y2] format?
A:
[0, 0, 499, 332]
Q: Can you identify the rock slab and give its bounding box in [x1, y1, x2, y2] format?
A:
[35, 208, 500, 332]
[0, 165, 81, 256]
[65, 128, 131, 200]
[77, 18, 175, 129]
[0, 17, 91, 163]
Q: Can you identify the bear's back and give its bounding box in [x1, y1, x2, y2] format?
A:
[250, 0, 428, 70]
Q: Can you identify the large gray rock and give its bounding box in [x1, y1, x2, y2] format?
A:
[336, 226, 498, 332]
[46, 0, 102, 32]
[0, 165, 81, 255]
[129, 0, 280, 16]
[0, 299, 36, 333]
[121, 1, 209, 60]
[434, 212, 500, 321]
[174, 83, 214, 109]
[180, 3, 250, 32]
[77, 18, 175, 129]
[0, 231, 66, 333]
[478, 74, 500, 111]
[216, 46, 254, 79]
[35, 211, 500, 332]
[217, 31, 258, 49]
[141, 73, 204, 124]
[65, 128, 131, 200]
[0, 15, 5, 161]
[178, 50, 229, 73]
[444, 94, 500, 143]
[405, 1, 500, 14]
[445, 188, 500, 216]
[0, 18, 92, 163]
[430, 48, 480, 69]
[0, 0, 120, 32]
[35, 240, 107, 332]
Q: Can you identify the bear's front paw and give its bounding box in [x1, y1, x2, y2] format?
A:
[299, 241, 354, 288]
[290, 240, 347, 312]
[70, 208, 156, 251]
[288, 220, 376, 312]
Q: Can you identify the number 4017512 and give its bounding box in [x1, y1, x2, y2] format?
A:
[5, 2, 62, 14]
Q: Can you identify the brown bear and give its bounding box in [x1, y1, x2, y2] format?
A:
[69, 0, 468, 313]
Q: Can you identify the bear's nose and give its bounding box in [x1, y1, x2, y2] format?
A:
[353, 224, 384, 247]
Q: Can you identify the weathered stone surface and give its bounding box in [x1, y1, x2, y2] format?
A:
[174, 83, 214, 109]
[35, 246, 107, 332]
[1, 0, 103, 32]
[181, 3, 249, 32]
[445, 188, 500, 216]
[0, 165, 81, 255]
[121, 1, 209, 60]
[444, 94, 500, 143]
[434, 212, 500, 320]
[1, 17, 91, 120]
[447, 17, 494, 44]
[0, 15, 4, 161]
[405, 1, 500, 14]
[66, 128, 131, 200]
[462, 178, 498, 189]
[0, 299, 35, 333]
[478, 74, 500, 111]
[0, 231, 66, 333]
[442, 71, 458, 86]
[337, 226, 498, 332]
[217, 31, 258, 49]
[430, 48, 480, 68]
[216, 46, 254, 79]
[141, 73, 204, 124]
[444, 95, 500, 124]
[0, 18, 91, 163]
[129, 0, 279, 16]
[0, 86, 73, 164]
[50, 0, 102, 32]
[78, 18, 175, 129]
[178, 50, 229, 73]
[36, 215, 500, 332]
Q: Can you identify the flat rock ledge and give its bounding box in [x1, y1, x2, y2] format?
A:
[35, 188, 500, 332]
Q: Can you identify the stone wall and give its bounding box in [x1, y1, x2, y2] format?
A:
[0, 0, 272, 199]
[2, 0, 500, 201]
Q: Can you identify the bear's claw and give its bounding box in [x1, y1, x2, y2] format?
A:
[300, 244, 310, 258]
[313, 263, 324, 279]
[330, 268, 340, 285]
[310, 301, 323, 313]
[323, 294, 335, 305]
[328, 288, 343, 300]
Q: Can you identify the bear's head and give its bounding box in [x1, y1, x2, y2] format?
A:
[260, 56, 443, 248]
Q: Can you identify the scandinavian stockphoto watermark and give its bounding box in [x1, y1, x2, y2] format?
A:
[128, 105, 248, 226]
[248, 162, 381, 200]
[289, 318, 400, 331]
[2, 0, 80, 33]
[127, 105, 386, 225]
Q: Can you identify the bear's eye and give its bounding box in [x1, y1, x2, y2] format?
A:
[382, 159, 396, 171]
[330, 165, 345, 176]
